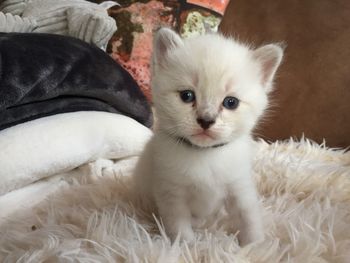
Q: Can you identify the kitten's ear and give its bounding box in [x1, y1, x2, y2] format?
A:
[153, 28, 183, 67]
[253, 44, 284, 92]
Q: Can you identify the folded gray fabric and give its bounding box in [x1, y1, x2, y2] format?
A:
[0, 0, 117, 49]
[0, 12, 36, 32]
[0, 33, 153, 130]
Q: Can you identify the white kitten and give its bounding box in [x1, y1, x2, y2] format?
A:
[133, 28, 283, 245]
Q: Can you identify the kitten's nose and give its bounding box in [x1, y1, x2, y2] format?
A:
[196, 117, 215, 130]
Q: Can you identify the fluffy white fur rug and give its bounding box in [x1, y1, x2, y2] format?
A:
[0, 139, 349, 262]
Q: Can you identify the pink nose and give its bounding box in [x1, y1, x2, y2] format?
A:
[196, 118, 215, 130]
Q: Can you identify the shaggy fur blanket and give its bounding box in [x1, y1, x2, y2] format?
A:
[0, 139, 349, 262]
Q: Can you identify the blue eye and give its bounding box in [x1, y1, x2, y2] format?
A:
[223, 96, 239, 109]
[179, 90, 195, 103]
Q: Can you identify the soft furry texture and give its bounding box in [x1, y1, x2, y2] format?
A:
[0, 111, 152, 196]
[133, 29, 283, 244]
[0, 138, 349, 262]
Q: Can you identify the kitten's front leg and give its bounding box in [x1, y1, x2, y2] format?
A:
[226, 180, 264, 246]
[154, 189, 194, 242]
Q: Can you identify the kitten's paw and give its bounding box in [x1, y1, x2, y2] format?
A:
[168, 227, 195, 243]
[239, 228, 264, 246]
[180, 228, 195, 243]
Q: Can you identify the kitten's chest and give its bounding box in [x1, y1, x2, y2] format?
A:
[163, 150, 227, 217]
[155, 147, 226, 216]
[152, 138, 252, 217]
[153, 141, 247, 185]
[186, 180, 225, 218]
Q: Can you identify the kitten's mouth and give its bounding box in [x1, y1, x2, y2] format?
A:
[164, 128, 226, 148]
[170, 130, 227, 149]
[191, 131, 215, 140]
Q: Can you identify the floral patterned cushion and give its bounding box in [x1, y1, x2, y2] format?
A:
[92, 0, 231, 100]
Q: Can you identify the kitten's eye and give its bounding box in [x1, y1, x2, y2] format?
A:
[179, 90, 195, 103]
[223, 96, 239, 110]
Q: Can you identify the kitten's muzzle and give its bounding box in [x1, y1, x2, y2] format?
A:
[196, 117, 215, 130]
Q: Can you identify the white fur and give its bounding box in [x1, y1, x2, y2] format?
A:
[1, 138, 349, 262]
[133, 29, 283, 245]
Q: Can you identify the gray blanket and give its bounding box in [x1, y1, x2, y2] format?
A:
[0, 32, 152, 130]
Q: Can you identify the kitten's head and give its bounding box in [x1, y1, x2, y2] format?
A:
[151, 28, 283, 148]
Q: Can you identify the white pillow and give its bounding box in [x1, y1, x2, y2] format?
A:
[0, 111, 152, 196]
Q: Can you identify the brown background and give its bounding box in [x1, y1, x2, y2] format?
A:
[220, 0, 350, 148]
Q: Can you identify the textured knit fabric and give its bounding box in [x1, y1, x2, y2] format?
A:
[0, 33, 153, 130]
[0, 0, 117, 48]
[0, 12, 35, 32]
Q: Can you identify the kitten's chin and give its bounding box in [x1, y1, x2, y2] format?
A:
[182, 134, 228, 148]
[189, 134, 217, 147]
[162, 129, 228, 148]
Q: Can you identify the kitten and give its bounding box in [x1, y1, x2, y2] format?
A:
[133, 28, 283, 245]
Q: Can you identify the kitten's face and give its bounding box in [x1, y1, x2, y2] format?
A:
[152, 29, 283, 148]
